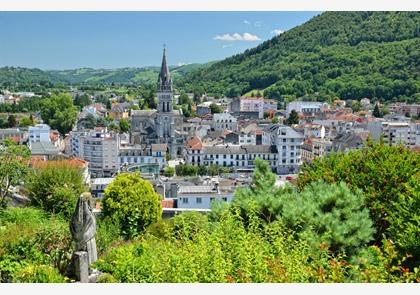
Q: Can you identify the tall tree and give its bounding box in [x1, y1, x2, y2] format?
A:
[40, 93, 78, 135]
[373, 103, 383, 118]
[285, 110, 299, 125]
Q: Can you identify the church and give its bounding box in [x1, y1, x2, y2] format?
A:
[130, 48, 185, 158]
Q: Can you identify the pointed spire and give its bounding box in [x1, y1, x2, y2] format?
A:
[158, 45, 171, 91]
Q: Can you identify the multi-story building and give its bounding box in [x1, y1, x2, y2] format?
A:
[0, 128, 28, 144]
[28, 124, 51, 146]
[286, 101, 329, 117]
[367, 121, 420, 148]
[212, 113, 238, 132]
[176, 183, 233, 210]
[82, 128, 120, 177]
[262, 124, 304, 174]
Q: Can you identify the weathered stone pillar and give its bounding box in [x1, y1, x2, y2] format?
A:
[73, 251, 89, 283]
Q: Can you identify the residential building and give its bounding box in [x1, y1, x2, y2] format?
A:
[91, 178, 114, 198]
[28, 124, 51, 146]
[286, 101, 329, 117]
[212, 112, 238, 132]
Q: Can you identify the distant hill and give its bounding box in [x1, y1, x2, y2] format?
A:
[178, 12, 420, 102]
[0, 62, 214, 89]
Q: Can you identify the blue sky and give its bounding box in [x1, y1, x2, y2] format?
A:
[0, 12, 320, 70]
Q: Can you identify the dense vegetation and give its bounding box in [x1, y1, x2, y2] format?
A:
[178, 12, 420, 102]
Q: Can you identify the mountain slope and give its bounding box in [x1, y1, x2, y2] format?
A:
[178, 12, 420, 102]
[0, 62, 214, 89]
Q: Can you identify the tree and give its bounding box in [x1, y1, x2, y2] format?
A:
[102, 173, 162, 239]
[74, 94, 91, 109]
[40, 93, 78, 135]
[209, 103, 222, 114]
[271, 117, 279, 124]
[373, 103, 383, 118]
[297, 141, 420, 268]
[0, 139, 30, 208]
[233, 158, 374, 255]
[285, 110, 299, 125]
[26, 160, 85, 218]
[7, 114, 17, 128]
[119, 119, 130, 133]
[163, 166, 175, 178]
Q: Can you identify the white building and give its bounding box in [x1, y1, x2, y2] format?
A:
[82, 128, 120, 177]
[262, 124, 304, 174]
[286, 101, 328, 116]
[212, 113, 238, 132]
[28, 124, 51, 146]
[367, 121, 420, 148]
[91, 177, 114, 198]
[176, 184, 233, 210]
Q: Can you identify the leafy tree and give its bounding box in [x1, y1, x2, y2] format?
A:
[233, 158, 374, 255]
[271, 117, 279, 124]
[163, 166, 175, 178]
[372, 103, 383, 118]
[285, 110, 299, 125]
[0, 139, 30, 208]
[102, 173, 162, 239]
[40, 93, 78, 134]
[209, 103, 222, 114]
[119, 119, 130, 133]
[7, 114, 17, 128]
[297, 141, 420, 268]
[26, 160, 85, 218]
[74, 93, 91, 109]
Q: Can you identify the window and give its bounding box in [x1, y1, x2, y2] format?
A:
[222, 197, 227, 202]
[196, 197, 202, 204]
[182, 198, 188, 204]
[210, 197, 215, 202]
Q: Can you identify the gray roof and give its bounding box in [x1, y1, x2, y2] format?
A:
[30, 141, 59, 155]
[178, 185, 217, 194]
[202, 144, 277, 154]
[131, 110, 157, 117]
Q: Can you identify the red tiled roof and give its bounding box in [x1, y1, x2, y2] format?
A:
[187, 136, 202, 150]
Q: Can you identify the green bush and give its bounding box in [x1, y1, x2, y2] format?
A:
[12, 264, 66, 283]
[297, 141, 420, 266]
[102, 173, 162, 239]
[0, 207, 72, 282]
[97, 273, 118, 283]
[26, 160, 85, 218]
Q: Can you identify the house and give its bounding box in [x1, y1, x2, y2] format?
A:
[286, 101, 329, 117]
[212, 113, 237, 132]
[176, 183, 233, 210]
[91, 177, 114, 198]
[0, 128, 28, 144]
[28, 124, 51, 146]
[29, 141, 60, 160]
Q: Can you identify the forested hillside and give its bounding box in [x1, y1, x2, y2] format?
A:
[178, 12, 420, 102]
[0, 63, 212, 91]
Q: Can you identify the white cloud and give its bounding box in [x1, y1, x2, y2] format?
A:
[176, 62, 190, 67]
[213, 32, 261, 42]
[271, 29, 284, 35]
[243, 20, 251, 25]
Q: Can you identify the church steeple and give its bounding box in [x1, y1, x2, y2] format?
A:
[157, 45, 173, 113]
[157, 46, 172, 92]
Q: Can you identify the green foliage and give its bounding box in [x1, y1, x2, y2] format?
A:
[26, 160, 85, 218]
[233, 159, 374, 255]
[373, 103, 383, 117]
[163, 166, 175, 177]
[285, 110, 299, 125]
[97, 273, 118, 283]
[74, 93, 91, 109]
[297, 142, 420, 267]
[119, 118, 130, 133]
[7, 114, 17, 128]
[40, 93, 78, 134]
[209, 103, 223, 114]
[0, 207, 72, 282]
[0, 139, 30, 208]
[179, 12, 420, 102]
[102, 173, 162, 239]
[12, 264, 66, 283]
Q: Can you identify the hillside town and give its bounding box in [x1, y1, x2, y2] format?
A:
[1, 49, 419, 212]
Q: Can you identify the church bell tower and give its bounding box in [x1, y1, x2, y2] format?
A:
[157, 46, 173, 113]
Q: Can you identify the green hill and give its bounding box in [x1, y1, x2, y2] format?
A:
[0, 62, 213, 90]
[178, 12, 420, 102]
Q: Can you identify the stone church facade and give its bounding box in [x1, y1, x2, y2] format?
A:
[130, 48, 185, 158]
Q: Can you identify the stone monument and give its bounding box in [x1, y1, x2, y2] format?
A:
[70, 192, 98, 283]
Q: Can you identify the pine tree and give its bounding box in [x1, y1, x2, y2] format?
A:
[373, 103, 382, 118]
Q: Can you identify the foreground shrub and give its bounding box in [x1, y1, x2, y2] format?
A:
[0, 207, 72, 282]
[297, 141, 420, 267]
[12, 264, 66, 283]
[102, 173, 162, 239]
[26, 160, 85, 218]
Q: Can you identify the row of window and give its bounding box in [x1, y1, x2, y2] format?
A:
[180, 197, 228, 204]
